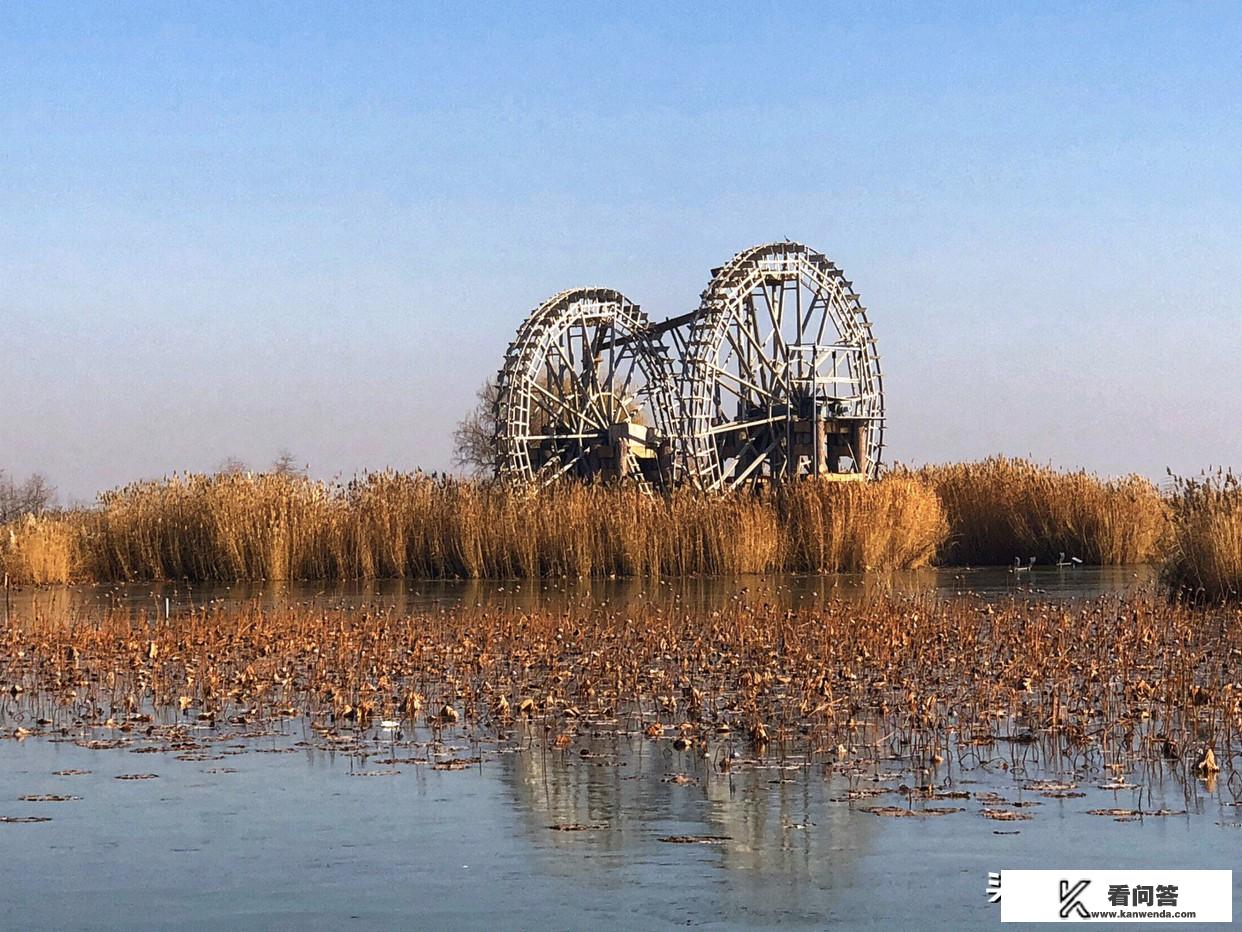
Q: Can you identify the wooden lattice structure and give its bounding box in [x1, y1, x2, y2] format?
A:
[494, 241, 885, 490]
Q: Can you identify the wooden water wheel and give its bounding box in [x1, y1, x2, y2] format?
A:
[494, 288, 676, 487]
[676, 242, 884, 490]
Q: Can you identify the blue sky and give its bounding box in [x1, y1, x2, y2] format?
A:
[2, 2, 1239, 502]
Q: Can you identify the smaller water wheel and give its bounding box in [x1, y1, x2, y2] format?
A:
[677, 242, 885, 490]
[495, 287, 676, 487]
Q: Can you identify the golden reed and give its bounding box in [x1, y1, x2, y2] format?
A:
[0, 472, 945, 584]
[5, 459, 1229, 595]
[917, 456, 1168, 566]
[1163, 470, 1242, 601]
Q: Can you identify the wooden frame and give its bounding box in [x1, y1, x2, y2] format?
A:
[493, 243, 885, 491]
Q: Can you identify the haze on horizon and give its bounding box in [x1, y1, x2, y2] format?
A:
[2, 3, 1239, 505]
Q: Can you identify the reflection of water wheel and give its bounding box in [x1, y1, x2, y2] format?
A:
[495, 288, 676, 487]
[678, 242, 884, 490]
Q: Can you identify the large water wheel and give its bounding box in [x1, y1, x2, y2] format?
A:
[676, 242, 884, 490]
[494, 287, 676, 487]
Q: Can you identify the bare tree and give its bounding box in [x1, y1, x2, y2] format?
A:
[271, 449, 304, 476]
[217, 457, 249, 475]
[0, 470, 57, 522]
[452, 377, 501, 476]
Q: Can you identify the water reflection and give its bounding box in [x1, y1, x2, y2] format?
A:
[0, 708, 1236, 930]
[5, 564, 1160, 621]
[500, 733, 870, 882]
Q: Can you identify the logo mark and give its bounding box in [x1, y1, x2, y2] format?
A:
[1060, 879, 1091, 919]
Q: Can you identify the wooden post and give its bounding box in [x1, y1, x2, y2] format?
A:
[851, 423, 868, 474]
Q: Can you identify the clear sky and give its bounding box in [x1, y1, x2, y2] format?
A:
[2, 2, 1239, 503]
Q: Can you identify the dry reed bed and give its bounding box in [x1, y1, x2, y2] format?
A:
[0, 472, 945, 584]
[1, 595, 1237, 791]
[1163, 471, 1242, 602]
[2, 459, 1234, 598]
[919, 457, 1169, 566]
[0, 516, 74, 586]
